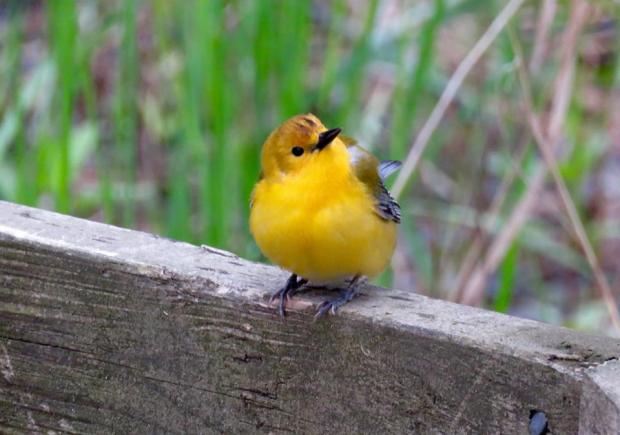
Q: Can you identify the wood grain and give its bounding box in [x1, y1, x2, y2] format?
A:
[0, 200, 619, 434]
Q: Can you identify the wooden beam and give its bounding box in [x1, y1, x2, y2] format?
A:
[0, 200, 618, 433]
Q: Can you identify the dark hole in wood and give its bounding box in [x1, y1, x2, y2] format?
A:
[529, 410, 549, 435]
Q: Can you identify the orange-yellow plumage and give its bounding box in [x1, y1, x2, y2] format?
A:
[250, 113, 400, 316]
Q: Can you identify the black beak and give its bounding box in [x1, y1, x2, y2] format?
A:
[313, 128, 341, 152]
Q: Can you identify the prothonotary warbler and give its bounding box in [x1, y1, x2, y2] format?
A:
[250, 114, 401, 318]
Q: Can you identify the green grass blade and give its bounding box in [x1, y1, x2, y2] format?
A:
[114, 0, 139, 227]
[390, 0, 444, 161]
[47, 1, 78, 213]
[495, 242, 519, 313]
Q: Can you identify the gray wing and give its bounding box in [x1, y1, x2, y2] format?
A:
[346, 143, 402, 223]
[375, 182, 401, 223]
[379, 160, 401, 180]
[375, 160, 401, 223]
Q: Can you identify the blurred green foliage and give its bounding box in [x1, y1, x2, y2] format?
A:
[1, 0, 619, 333]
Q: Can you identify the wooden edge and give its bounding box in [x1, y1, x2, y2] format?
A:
[1, 201, 617, 369]
[580, 360, 620, 433]
[1, 200, 620, 432]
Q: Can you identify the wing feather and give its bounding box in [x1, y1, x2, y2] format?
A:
[378, 160, 402, 180]
[345, 141, 401, 224]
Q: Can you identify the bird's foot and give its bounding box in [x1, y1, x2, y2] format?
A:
[314, 276, 364, 319]
[269, 274, 307, 317]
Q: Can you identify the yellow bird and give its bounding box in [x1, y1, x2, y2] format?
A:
[250, 114, 401, 318]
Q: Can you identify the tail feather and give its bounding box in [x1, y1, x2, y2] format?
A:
[378, 160, 402, 180]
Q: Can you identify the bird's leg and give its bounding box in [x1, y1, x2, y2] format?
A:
[269, 274, 308, 317]
[314, 275, 365, 319]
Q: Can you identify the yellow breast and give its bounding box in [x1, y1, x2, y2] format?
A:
[250, 161, 397, 282]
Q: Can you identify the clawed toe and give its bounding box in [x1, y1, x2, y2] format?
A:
[313, 295, 349, 319]
[271, 274, 365, 319]
[269, 288, 287, 317]
[313, 276, 363, 320]
[269, 274, 307, 317]
[314, 300, 334, 319]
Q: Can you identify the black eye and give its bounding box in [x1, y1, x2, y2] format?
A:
[291, 146, 304, 157]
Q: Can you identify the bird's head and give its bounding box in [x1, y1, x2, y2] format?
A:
[260, 114, 342, 179]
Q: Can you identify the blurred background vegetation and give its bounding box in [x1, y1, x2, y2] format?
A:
[1, 0, 619, 335]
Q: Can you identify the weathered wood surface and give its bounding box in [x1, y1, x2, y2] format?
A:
[0, 200, 619, 434]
